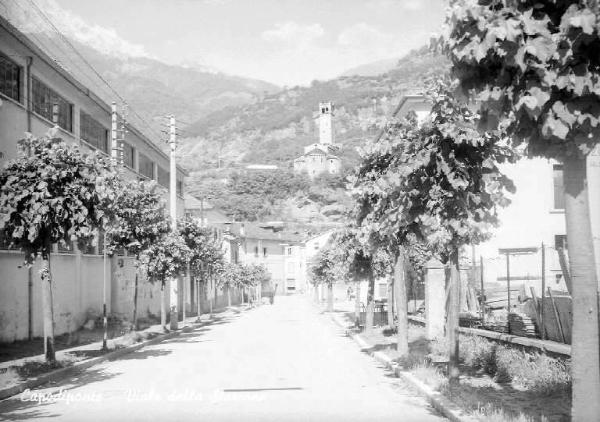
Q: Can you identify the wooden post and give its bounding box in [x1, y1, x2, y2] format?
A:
[541, 243, 546, 340]
[479, 256, 485, 325]
[506, 251, 511, 334]
[548, 287, 566, 343]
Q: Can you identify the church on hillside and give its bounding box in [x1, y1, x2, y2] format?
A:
[293, 102, 342, 179]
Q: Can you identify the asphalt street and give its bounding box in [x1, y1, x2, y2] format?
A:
[0, 295, 446, 422]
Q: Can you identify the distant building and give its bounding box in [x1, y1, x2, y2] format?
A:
[218, 222, 305, 295]
[293, 102, 342, 178]
[245, 164, 278, 171]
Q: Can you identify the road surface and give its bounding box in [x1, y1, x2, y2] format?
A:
[0, 295, 445, 421]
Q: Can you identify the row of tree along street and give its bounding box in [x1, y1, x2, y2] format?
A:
[0, 130, 271, 363]
[310, 1, 600, 420]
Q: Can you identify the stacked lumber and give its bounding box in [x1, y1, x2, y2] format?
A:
[508, 312, 537, 337]
[483, 320, 509, 334]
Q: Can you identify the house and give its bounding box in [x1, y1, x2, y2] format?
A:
[184, 194, 229, 227]
[293, 102, 342, 178]
[0, 14, 187, 342]
[390, 94, 600, 295]
[218, 222, 304, 294]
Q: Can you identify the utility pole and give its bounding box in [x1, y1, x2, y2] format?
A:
[169, 115, 179, 331]
[117, 102, 128, 167]
[111, 102, 118, 167]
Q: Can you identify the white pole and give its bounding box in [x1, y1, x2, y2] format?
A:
[102, 232, 108, 350]
[169, 115, 179, 330]
[111, 102, 118, 167]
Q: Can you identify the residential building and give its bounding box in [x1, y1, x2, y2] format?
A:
[0, 15, 187, 342]
[220, 222, 304, 294]
[293, 102, 342, 178]
[390, 94, 600, 294]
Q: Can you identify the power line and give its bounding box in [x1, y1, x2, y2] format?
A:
[24, 0, 165, 145]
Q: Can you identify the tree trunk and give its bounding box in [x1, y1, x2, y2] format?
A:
[355, 281, 361, 327]
[227, 285, 232, 307]
[132, 271, 139, 330]
[447, 250, 461, 381]
[41, 256, 56, 362]
[327, 283, 333, 312]
[564, 155, 600, 421]
[169, 276, 178, 331]
[160, 281, 166, 330]
[387, 275, 394, 328]
[394, 252, 409, 359]
[313, 283, 319, 303]
[208, 276, 213, 317]
[365, 274, 375, 334]
[196, 278, 202, 320]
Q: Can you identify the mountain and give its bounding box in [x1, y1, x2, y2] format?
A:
[20, 34, 280, 144]
[179, 46, 448, 172]
[180, 46, 449, 225]
[339, 57, 401, 77]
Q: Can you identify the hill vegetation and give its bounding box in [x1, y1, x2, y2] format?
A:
[181, 46, 448, 225]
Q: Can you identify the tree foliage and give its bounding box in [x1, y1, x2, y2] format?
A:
[217, 262, 270, 289]
[0, 134, 114, 264]
[139, 232, 191, 286]
[351, 81, 516, 262]
[177, 217, 224, 276]
[441, 0, 600, 159]
[103, 179, 170, 258]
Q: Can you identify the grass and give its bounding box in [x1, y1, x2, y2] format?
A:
[459, 335, 571, 394]
[471, 404, 538, 422]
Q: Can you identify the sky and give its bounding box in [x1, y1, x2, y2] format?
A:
[4, 0, 446, 86]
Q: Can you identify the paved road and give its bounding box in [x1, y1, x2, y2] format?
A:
[0, 295, 445, 422]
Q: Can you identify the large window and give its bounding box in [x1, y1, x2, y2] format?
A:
[32, 77, 72, 131]
[122, 142, 134, 169]
[0, 52, 20, 102]
[80, 111, 108, 153]
[157, 165, 169, 188]
[552, 164, 565, 210]
[138, 152, 154, 179]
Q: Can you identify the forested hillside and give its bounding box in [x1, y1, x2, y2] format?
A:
[181, 46, 448, 225]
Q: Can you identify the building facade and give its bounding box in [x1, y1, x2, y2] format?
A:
[391, 94, 600, 293]
[293, 102, 342, 178]
[0, 15, 188, 342]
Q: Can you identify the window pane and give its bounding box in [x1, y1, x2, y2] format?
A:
[0, 52, 20, 101]
[32, 77, 72, 132]
[80, 111, 109, 153]
[157, 165, 169, 188]
[139, 153, 154, 179]
[122, 142, 134, 168]
[553, 165, 565, 210]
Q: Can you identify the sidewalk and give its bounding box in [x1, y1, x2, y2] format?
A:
[0, 304, 252, 400]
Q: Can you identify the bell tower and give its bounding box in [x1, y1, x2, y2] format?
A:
[318, 102, 334, 145]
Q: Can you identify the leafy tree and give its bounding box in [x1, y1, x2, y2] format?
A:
[139, 232, 191, 329]
[0, 133, 113, 362]
[442, 1, 600, 414]
[333, 228, 392, 331]
[351, 82, 514, 375]
[103, 179, 170, 328]
[178, 217, 225, 315]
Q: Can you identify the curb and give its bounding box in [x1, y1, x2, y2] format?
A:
[0, 321, 203, 401]
[329, 312, 479, 422]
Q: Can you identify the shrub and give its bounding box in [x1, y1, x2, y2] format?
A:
[460, 335, 497, 375]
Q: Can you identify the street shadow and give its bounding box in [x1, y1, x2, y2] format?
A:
[109, 348, 172, 361]
[0, 367, 119, 420]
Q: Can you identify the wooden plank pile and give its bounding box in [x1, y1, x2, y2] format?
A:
[508, 312, 537, 337]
